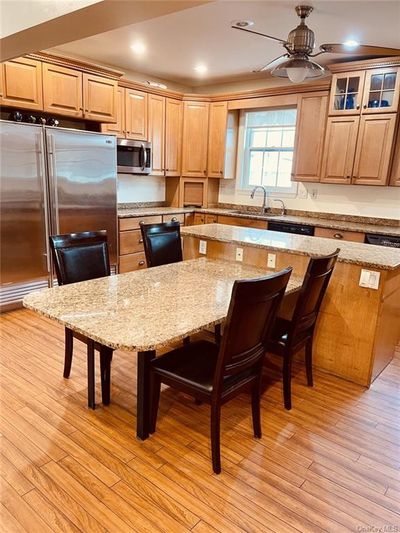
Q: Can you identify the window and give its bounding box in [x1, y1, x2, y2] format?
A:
[238, 108, 297, 194]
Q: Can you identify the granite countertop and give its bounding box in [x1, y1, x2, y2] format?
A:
[117, 205, 400, 237]
[181, 224, 400, 271]
[23, 258, 302, 352]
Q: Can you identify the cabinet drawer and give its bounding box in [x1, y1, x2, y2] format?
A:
[119, 215, 162, 231]
[119, 229, 144, 255]
[314, 227, 365, 243]
[162, 213, 185, 224]
[119, 252, 146, 273]
[205, 214, 218, 223]
[193, 213, 205, 225]
[218, 215, 267, 229]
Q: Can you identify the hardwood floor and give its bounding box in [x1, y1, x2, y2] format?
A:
[1, 308, 399, 532]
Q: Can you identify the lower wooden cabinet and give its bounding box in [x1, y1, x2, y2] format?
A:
[314, 227, 365, 243]
[119, 252, 147, 273]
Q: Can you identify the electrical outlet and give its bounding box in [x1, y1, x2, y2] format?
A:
[199, 240, 207, 255]
[310, 188, 318, 199]
[267, 253, 276, 268]
[359, 269, 380, 289]
[235, 247, 243, 262]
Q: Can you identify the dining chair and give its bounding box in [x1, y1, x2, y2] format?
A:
[49, 230, 111, 409]
[140, 221, 183, 268]
[266, 249, 339, 410]
[149, 267, 293, 474]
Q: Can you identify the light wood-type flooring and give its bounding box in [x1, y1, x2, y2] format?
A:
[0, 308, 399, 532]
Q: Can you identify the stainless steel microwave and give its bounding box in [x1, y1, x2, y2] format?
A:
[117, 139, 152, 174]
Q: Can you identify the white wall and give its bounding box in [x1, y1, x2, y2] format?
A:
[219, 180, 400, 221]
[117, 174, 165, 204]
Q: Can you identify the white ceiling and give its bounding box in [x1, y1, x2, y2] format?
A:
[52, 0, 400, 87]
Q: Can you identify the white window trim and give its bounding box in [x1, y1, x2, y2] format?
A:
[236, 109, 298, 198]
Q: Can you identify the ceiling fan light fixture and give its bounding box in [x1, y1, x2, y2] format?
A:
[271, 57, 325, 83]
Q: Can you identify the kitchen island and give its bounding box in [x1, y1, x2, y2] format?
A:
[181, 223, 400, 387]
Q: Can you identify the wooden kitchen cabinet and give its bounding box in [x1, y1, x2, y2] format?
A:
[42, 63, 82, 117]
[126, 89, 148, 140]
[101, 86, 125, 136]
[321, 116, 359, 184]
[314, 227, 365, 243]
[148, 94, 165, 175]
[389, 124, 400, 186]
[165, 98, 183, 177]
[83, 73, 117, 122]
[207, 101, 228, 177]
[292, 92, 328, 182]
[362, 67, 400, 114]
[181, 101, 209, 177]
[352, 114, 397, 186]
[1, 57, 43, 110]
[328, 71, 365, 115]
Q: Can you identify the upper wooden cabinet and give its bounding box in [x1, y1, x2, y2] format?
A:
[390, 125, 400, 186]
[352, 114, 397, 186]
[329, 71, 365, 115]
[101, 86, 125, 136]
[321, 116, 359, 184]
[126, 89, 148, 140]
[181, 101, 209, 177]
[328, 67, 400, 116]
[207, 102, 228, 178]
[362, 67, 400, 114]
[165, 98, 183, 177]
[292, 92, 328, 182]
[1, 57, 43, 110]
[83, 73, 117, 122]
[148, 94, 165, 175]
[42, 63, 82, 117]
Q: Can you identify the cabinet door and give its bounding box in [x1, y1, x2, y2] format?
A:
[207, 101, 228, 178]
[328, 71, 365, 115]
[1, 57, 43, 110]
[148, 94, 165, 175]
[181, 101, 209, 177]
[83, 74, 117, 122]
[101, 87, 125, 136]
[352, 114, 396, 186]
[292, 93, 328, 182]
[42, 63, 82, 117]
[389, 125, 400, 186]
[362, 67, 400, 114]
[125, 89, 148, 140]
[165, 98, 183, 177]
[321, 116, 359, 184]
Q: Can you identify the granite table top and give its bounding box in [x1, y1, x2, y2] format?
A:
[23, 258, 302, 352]
[181, 224, 400, 271]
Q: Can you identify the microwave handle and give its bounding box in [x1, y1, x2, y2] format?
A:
[141, 143, 147, 171]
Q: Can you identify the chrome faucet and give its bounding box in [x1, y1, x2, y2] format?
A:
[250, 185, 269, 214]
[273, 199, 287, 216]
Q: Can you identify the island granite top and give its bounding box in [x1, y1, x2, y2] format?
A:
[181, 224, 400, 271]
[23, 258, 302, 352]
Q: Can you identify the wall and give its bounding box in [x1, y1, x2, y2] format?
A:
[219, 180, 400, 221]
[117, 174, 165, 204]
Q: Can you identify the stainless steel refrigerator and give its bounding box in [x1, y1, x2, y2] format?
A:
[0, 120, 118, 311]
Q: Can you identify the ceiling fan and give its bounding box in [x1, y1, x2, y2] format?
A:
[232, 5, 400, 83]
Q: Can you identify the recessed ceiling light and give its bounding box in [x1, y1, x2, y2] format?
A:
[343, 40, 359, 48]
[194, 64, 208, 74]
[130, 41, 146, 55]
[232, 20, 254, 28]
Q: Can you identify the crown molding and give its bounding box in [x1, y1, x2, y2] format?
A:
[118, 78, 183, 100]
[26, 51, 124, 80]
[329, 56, 400, 73]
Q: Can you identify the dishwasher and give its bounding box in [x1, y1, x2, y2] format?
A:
[364, 233, 400, 248]
[268, 220, 315, 236]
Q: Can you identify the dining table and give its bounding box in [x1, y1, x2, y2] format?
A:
[23, 257, 302, 440]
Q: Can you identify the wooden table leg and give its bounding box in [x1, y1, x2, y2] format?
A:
[87, 340, 95, 410]
[137, 350, 156, 440]
[100, 346, 113, 406]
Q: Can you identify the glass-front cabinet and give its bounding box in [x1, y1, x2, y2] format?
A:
[329, 67, 400, 115]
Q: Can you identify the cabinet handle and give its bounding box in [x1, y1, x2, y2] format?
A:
[203, 170, 207, 175]
[333, 233, 343, 239]
[171, 217, 178, 222]
[346, 175, 351, 180]
[138, 260, 145, 266]
[139, 238, 143, 243]
[356, 105, 360, 110]
[139, 220, 144, 225]
[166, 168, 169, 172]
[363, 104, 367, 109]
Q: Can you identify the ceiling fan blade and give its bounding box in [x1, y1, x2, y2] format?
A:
[253, 55, 288, 73]
[319, 43, 400, 56]
[231, 25, 287, 45]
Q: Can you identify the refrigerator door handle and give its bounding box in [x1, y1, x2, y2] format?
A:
[36, 133, 51, 274]
[46, 133, 60, 235]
